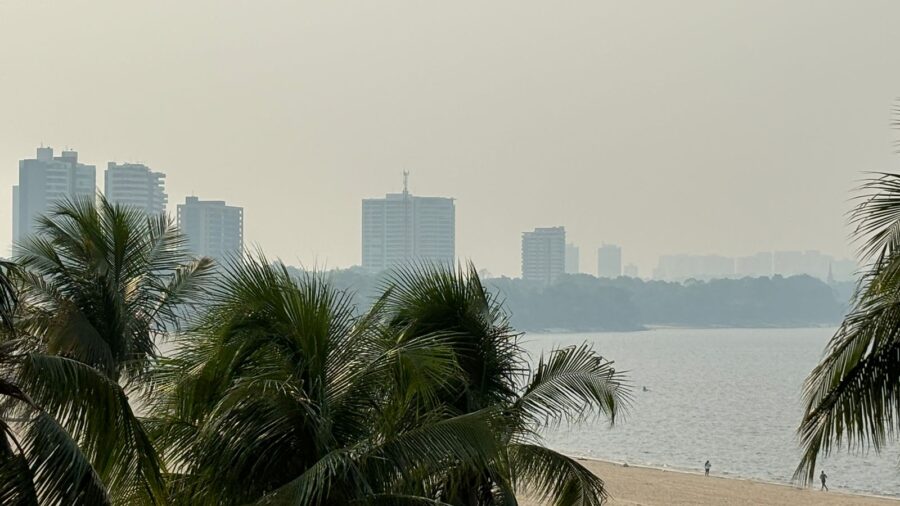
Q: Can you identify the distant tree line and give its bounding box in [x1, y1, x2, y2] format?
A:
[311, 268, 850, 332]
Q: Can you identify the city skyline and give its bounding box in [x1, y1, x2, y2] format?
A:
[4, 3, 900, 502]
[3, 2, 899, 277]
[7, 145, 860, 280]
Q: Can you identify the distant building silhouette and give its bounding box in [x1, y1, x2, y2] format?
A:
[177, 196, 243, 261]
[13, 146, 96, 244]
[830, 258, 859, 282]
[653, 254, 734, 281]
[565, 243, 580, 274]
[773, 250, 830, 279]
[522, 226, 566, 285]
[623, 263, 639, 278]
[736, 252, 773, 278]
[361, 173, 455, 272]
[651, 250, 857, 282]
[597, 244, 622, 279]
[105, 162, 167, 215]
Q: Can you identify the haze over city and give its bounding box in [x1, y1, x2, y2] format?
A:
[4, 0, 900, 277]
[11, 2, 900, 506]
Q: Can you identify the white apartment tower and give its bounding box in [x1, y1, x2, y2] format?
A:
[521, 226, 566, 285]
[177, 196, 244, 261]
[105, 162, 167, 214]
[361, 173, 455, 272]
[13, 146, 96, 244]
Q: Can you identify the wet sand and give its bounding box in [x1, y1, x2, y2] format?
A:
[521, 458, 899, 505]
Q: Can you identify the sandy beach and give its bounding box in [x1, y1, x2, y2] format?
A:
[523, 459, 899, 505]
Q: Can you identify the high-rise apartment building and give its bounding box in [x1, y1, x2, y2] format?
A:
[565, 243, 580, 274]
[177, 196, 244, 261]
[12, 146, 96, 244]
[105, 162, 167, 214]
[361, 174, 455, 272]
[597, 244, 622, 278]
[521, 226, 566, 285]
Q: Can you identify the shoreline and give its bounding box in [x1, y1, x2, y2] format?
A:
[521, 457, 900, 505]
[522, 324, 839, 334]
[576, 456, 900, 502]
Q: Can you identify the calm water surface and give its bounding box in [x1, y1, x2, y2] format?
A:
[521, 328, 900, 497]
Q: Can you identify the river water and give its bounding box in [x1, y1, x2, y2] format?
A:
[521, 328, 900, 497]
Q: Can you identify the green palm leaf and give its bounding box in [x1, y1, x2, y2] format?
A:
[0, 260, 17, 333]
[797, 172, 900, 483]
[18, 412, 111, 506]
[517, 344, 630, 428]
[510, 444, 606, 506]
[17, 353, 165, 504]
[381, 263, 628, 505]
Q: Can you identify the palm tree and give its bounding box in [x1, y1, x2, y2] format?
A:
[0, 258, 42, 505]
[797, 173, 900, 483]
[0, 260, 16, 332]
[380, 263, 630, 505]
[8, 196, 212, 504]
[150, 255, 500, 505]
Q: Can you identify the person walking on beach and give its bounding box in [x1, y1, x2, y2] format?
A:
[820, 470, 828, 491]
[704, 460, 711, 477]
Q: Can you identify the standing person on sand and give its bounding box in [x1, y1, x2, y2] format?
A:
[704, 460, 711, 477]
[820, 470, 828, 491]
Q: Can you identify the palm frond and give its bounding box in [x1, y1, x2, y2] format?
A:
[380, 261, 525, 413]
[18, 412, 111, 505]
[15, 195, 209, 383]
[510, 444, 607, 506]
[795, 293, 900, 482]
[255, 448, 367, 505]
[850, 173, 900, 264]
[516, 344, 630, 429]
[0, 454, 39, 506]
[17, 353, 165, 504]
[0, 260, 17, 334]
[0, 421, 38, 506]
[796, 173, 900, 483]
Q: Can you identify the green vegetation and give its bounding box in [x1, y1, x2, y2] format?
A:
[310, 268, 846, 332]
[1, 197, 212, 504]
[797, 173, 900, 483]
[0, 199, 628, 505]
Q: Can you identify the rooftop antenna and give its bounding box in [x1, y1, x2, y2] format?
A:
[403, 170, 410, 194]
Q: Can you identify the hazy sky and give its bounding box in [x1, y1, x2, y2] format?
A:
[3, 1, 900, 276]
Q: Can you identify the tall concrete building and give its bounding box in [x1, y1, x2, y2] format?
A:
[177, 196, 244, 261]
[12, 146, 96, 244]
[597, 244, 622, 278]
[565, 243, 580, 274]
[521, 226, 566, 285]
[105, 162, 167, 214]
[361, 174, 455, 272]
